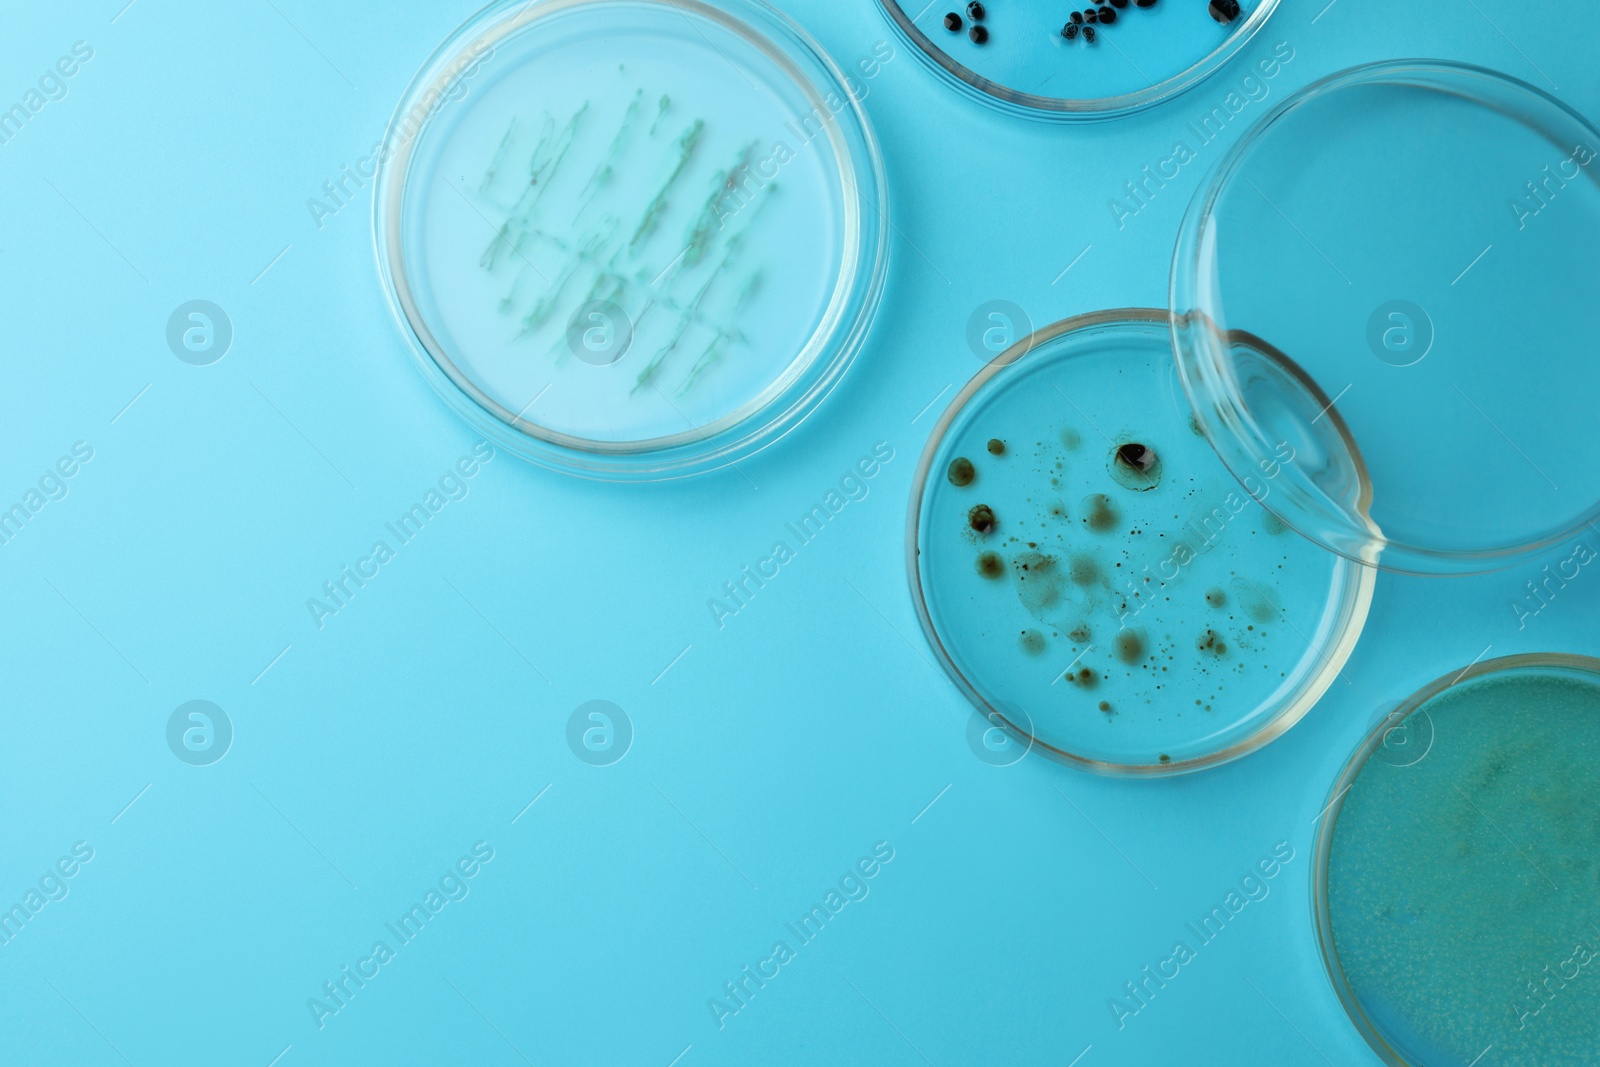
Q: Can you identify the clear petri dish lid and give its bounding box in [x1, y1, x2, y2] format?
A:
[376, 0, 888, 480]
[1313, 653, 1600, 1065]
[1173, 61, 1600, 574]
[908, 310, 1372, 775]
[876, 0, 1280, 121]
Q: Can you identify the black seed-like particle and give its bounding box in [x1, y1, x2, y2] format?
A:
[1098, 5, 1117, 22]
[943, 11, 962, 30]
[1084, 8, 1097, 22]
[969, 24, 988, 43]
[1070, 10, 1084, 23]
[1110, 0, 1128, 6]
[1083, 24, 1097, 41]
[1062, 21, 1080, 37]
[1209, 0, 1240, 21]
[967, 1, 985, 18]
[1136, 0, 1157, 6]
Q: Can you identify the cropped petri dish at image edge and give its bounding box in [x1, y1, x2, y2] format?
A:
[377, 0, 889, 480]
[1314, 654, 1600, 1066]
[1174, 60, 1600, 573]
[908, 310, 1373, 775]
[875, 0, 1279, 121]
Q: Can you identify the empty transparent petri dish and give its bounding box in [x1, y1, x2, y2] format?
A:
[907, 310, 1372, 774]
[1174, 61, 1600, 573]
[875, 0, 1280, 121]
[1314, 653, 1600, 1066]
[376, 0, 888, 480]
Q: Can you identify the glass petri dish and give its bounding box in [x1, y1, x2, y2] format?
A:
[1313, 653, 1600, 1066]
[875, 0, 1279, 121]
[1174, 61, 1600, 573]
[907, 310, 1373, 775]
[376, 0, 888, 480]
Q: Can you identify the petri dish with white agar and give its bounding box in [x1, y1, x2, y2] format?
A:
[1314, 654, 1600, 1066]
[875, 0, 1280, 121]
[377, 0, 888, 479]
[908, 311, 1372, 775]
[1174, 61, 1600, 572]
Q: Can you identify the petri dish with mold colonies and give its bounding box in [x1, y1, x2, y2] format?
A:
[875, 0, 1280, 121]
[376, 0, 888, 480]
[1174, 61, 1600, 573]
[908, 310, 1372, 775]
[1314, 654, 1600, 1066]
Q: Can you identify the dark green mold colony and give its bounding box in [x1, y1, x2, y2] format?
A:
[945, 419, 1293, 753]
[1109, 441, 1161, 491]
[1082, 493, 1119, 532]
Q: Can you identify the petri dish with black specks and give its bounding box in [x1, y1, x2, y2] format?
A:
[1175, 61, 1600, 572]
[377, 0, 888, 480]
[1314, 654, 1600, 1065]
[908, 310, 1372, 775]
[875, 0, 1279, 121]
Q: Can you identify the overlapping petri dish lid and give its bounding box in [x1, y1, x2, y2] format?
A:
[876, 0, 1280, 121]
[1172, 60, 1600, 574]
[376, 0, 888, 480]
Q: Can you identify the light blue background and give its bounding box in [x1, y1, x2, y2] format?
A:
[0, 1, 1594, 1064]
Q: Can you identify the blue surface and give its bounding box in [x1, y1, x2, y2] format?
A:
[0, 1, 1595, 1065]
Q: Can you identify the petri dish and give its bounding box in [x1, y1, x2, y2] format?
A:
[907, 310, 1373, 775]
[875, 0, 1280, 121]
[376, 0, 888, 480]
[1173, 61, 1600, 573]
[1314, 654, 1600, 1066]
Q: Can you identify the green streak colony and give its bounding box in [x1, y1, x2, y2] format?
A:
[474, 89, 774, 398]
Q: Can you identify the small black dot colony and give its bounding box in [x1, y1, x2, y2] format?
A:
[945, 0, 1243, 46]
[1056, 0, 1244, 44]
[945, 1, 989, 43]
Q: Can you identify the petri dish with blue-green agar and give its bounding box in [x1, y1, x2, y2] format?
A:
[908, 311, 1373, 775]
[875, 0, 1279, 121]
[377, 0, 888, 480]
[1314, 654, 1600, 1066]
[1174, 61, 1600, 573]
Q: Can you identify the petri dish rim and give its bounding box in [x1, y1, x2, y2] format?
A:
[1172, 58, 1600, 573]
[375, 0, 890, 480]
[1309, 651, 1600, 1066]
[905, 308, 1375, 777]
[874, 0, 1280, 122]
